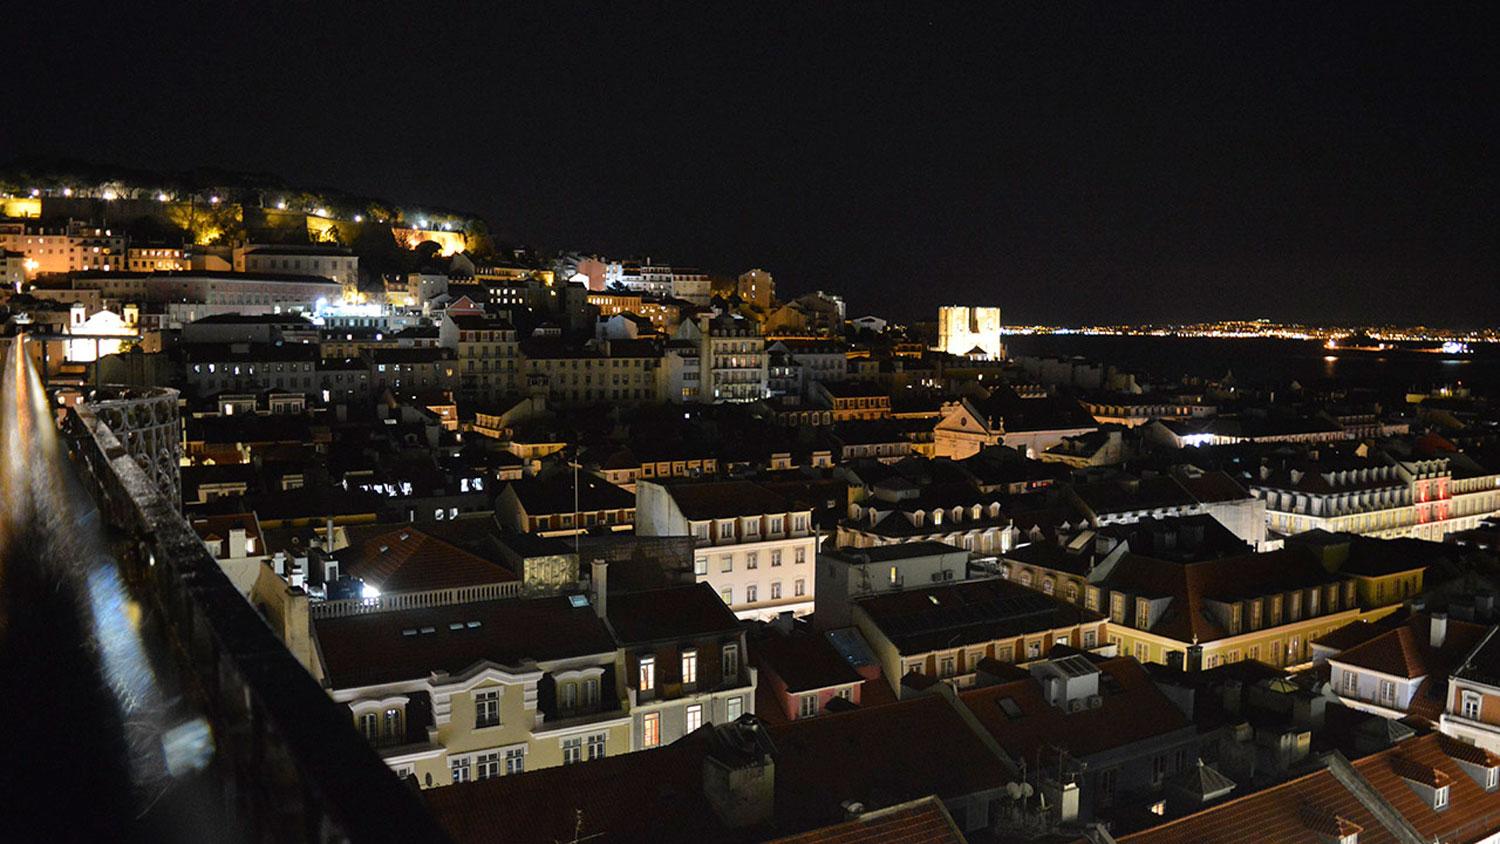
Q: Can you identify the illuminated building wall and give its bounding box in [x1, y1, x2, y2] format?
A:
[0, 197, 42, 218]
[938, 305, 1003, 358]
[393, 227, 467, 256]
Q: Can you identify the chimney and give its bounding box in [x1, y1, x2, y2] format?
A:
[229, 527, 247, 558]
[702, 717, 776, 829]
[325, 516, 336, 551]
[1430, 613, 1448, 649]
[591, 559, 608, 619]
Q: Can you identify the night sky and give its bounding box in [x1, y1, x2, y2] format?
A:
[5, 4, 1496, 326]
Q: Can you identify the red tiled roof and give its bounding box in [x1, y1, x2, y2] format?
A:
[1438, 732, 1500, 768]
[1101, 549, 1344, 643]
[1118, 766, 1392, 844]
[960, 657, 1190, 762]
[428, 698, 1006, 844]
[425, 736, 723, 844]
[767, 797, 966, 844]
[1354, 734, 1500, 842]
[313, 596, 617, 689]
[1331, 615, 1488, 680]
[766, 696, 1011, 833]
[341, 526, 516, 593]
[1313, 619, 1383, 652]
[1123, 734, 1500, 844]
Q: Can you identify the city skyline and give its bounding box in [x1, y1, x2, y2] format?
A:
[3, 4, 1495, 326]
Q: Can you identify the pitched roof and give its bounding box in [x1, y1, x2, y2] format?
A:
[766, 796, 966, 843]
[658, 480, 802, 520]
[427, 699, 1006, 844]
[1331, 614, 1488, 680]
[340, 526, 517, 593]
[607, 583, 741, 644]
[960, 657, 1191, 762]
[1099, 549, 1344, 643]
[753, 625, 864, 693]
[503, 475, 635, 516]
[313, 596, 617, 688]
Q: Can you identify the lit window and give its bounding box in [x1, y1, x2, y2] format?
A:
[682, 650, 698, 685]
[638, 656, 655, 692]
[686, 704, 703, 732]
[726, 696, 743, 720]
[450, 757, 471, 783]
[642, 712, 661, 748]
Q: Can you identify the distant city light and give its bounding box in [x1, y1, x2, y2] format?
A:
[209, 195, 221, 204]
[157, 192, 169, 202]
[102, 190, 117, 201]
[62, 187, 72, 196]
[276, 199, 287, 210]
[353, 214, 363, 222]
[360, 583, 381, 600]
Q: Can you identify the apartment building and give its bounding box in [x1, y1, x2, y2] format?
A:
[636, 480, 816, 619]
[1441, 627, 1500, 752]
[313, 595, 630, 788]
[1086, 547, 1369, 671]
[1249, 449, 1500, 541]
[439, 314, 518, 402]
[852, 576, 1108, 696]
[815, 542, 972, 629]
[607, 583, 756, 751]
[1325, 613, 1489, 724]
[234, 243, 359, 297]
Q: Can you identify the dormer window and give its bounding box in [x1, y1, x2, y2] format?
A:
[1434, 784, 1449, 809]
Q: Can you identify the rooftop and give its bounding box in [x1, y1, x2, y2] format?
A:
[313, 595, 615, 689]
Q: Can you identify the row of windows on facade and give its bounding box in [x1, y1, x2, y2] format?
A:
[707, 580, 806, 605]
[695, 548, 807, 573]
[638, 646, 739, 693]
[695, 516, 809, 541]
[905, 632, 1099, 679]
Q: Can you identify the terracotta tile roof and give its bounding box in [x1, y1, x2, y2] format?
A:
[1331, 614, 1489, 680]
[425, 735, 724, 844]
[607, 582, 741, 644]
[767, 696, 1011, 832]
[1437, 732, 1500, 767]
[340, 526, 516, 593]
[1297, 801, 1363, 838]
[1353, 733, 1500, 842]
[1313, 619, 1383, 652]
[1117, 766, 1392, 844]
[1123, 734, 1500, 844]
[767, 797, 966, 843]
[428, 699, 1004, 844]
[1100, 548, 1344, 644]
[960, 657, 1191, 762]
[313, 596, 617, 689]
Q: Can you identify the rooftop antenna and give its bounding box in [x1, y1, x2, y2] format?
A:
[556, 808, 604, 844]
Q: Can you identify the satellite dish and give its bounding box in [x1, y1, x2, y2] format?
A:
[1006, 782, 1023, 799]
[1021, 783, 1035, 798]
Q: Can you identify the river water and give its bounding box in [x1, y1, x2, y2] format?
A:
[1003, 334, 1500, 396]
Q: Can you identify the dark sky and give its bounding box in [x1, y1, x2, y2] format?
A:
[6, 4, 1497, 326]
